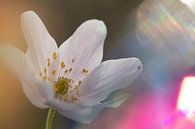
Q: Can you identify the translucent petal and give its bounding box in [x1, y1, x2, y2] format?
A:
[0, 45, 48, 108]
[56, 103, 104, 124]
[79, 58, 143, 105]
[58, 19, 107, 81]
[103, 94, 130, 108]
[21, 11, 59, 76]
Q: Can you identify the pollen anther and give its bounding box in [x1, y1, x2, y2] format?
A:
[82, 68, 88, 75]
[52, 70, 56, 75]
[71, 95, 78, 102]
[61, 61, 65, 68]
[72, 59, 75, 63]
[64, 69, 68, 74]
[47, 58, 51, 67]
[44, 67, 47, 75]
[69, 68, 72, 72]
[39, 72, 42, 77]
[53, 52, 57, 60]
[78, 80, 82, 85]
[43, 76, 47, 81]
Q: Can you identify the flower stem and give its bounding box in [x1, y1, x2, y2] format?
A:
[45, 107, 56, 129]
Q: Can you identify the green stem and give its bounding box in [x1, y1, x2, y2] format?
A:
[45, 107, 56, 129]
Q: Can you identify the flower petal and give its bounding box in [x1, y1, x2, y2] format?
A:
[21, 11, 58, 75]
[102, 93, 130, 108]
[0, 45, 27, 79]
[54, 102, 104, 124]
[47, 94, 86, 112]
[58, 19, 107, 81]
[0, 45, 48, 108]
[46, 90, 103, 124]
[0, 45, 30, 80]
[22, 81, 48, 108]
[79, 58, 143, 105]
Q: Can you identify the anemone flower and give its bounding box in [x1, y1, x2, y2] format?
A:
[0, 11, 143, 125]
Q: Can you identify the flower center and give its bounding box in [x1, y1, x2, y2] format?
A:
[54, 77, 71, 96]
[53, 76, 82, 102]
[38, 52, 89, 103]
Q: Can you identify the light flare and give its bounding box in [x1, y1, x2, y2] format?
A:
[177, 76, 195, 118]
[181, 0, 195, 12]
[181, 0, 194, 4]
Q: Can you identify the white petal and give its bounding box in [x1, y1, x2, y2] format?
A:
[46, 88, 105, 123]
[47, 95, 86, 111]
[79, 58, 143, 105]
[0, 45, 48, 108]
[21, 71, 51, 108]
[46, 90, 104, 123]
[55, 103, 104, 124]
[102, 94, 129, 108]
[0, 45, 31, 81]
[21, 11, 58, 75]
[22, 81, 48, 108]
[58, 19, 107, 81]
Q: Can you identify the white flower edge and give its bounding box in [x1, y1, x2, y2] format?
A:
[0, 11, 143, 124]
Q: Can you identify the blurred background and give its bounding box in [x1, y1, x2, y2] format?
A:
[1, 0, 195, 129]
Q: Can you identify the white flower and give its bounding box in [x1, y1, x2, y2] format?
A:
[0, 11, 143, 124]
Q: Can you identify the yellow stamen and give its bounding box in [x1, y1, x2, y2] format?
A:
[47, 58, 51, 67]
[82, 68, 88, 75]
[72, 59, 75, 63]
[61, 61, 65, 68]
[39, 72, 42, 77]
[53, 52, 57, 60]
[43, 76, 47, 81]
[74, 86, 79, 94]
[78, 80, 82, 85]
[71, 95, 78, 102]
[44, 67, 47, 75]
[64, 69, 68, 74]
[52, 70, 56, 75]
[69, 68, 72, 72]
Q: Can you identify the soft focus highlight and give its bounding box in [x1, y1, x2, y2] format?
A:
[177, 77, 195, 119]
